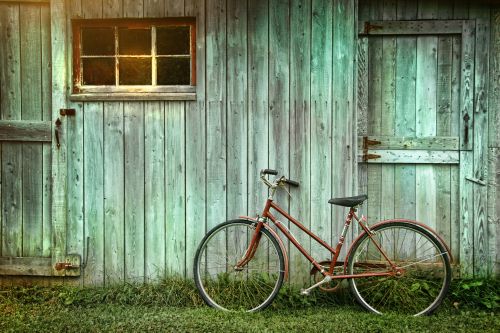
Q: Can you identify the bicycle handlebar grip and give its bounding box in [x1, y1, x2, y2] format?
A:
[285, 179, 300, 187]
[261, 169, 278, 175]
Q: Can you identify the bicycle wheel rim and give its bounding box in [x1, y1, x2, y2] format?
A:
[194, 221, 284, 312]
[348, 223, 451, 316]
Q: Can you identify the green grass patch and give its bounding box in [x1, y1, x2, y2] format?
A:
[0, 277, 499, 332]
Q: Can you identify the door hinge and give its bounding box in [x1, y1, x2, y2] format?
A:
[362, 136, 381, 162]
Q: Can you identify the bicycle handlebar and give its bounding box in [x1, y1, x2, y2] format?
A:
[260, 169, 300, 187]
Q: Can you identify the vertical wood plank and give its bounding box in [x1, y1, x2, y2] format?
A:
[165, 102, 185, 276]
[41, 3, 52, 257]
[66, 0, 84, 284]
[144, 102, 165, 280]
[164, 0, 185, 277]
[487, 148, 499, 275]
[50, 0, 69, 276]
[380, 1, 396, 225]
[0, 3, 22, 257]
[394, 0, 416, 222]
[490, 9, 500, 149]
[165, 0, 185, 16]
[185, 0, 206, 277]
[144, 0, 164, 17]
[366, 0, 383, 229]
[83, 103, 105, 284]
[103, 102, 125, 283]
[124, 102, 145, 282]
[20, 4, 43, 257]
[471, 4, 490, 276]
[227, 0, 247, 226]
[289, 0, 311, 285]
[310, 0, 332, 259]
[435, 2, 453, 252]
[415, 1, 438, 234]
[205, 0, 226, 247]
[332, 0, 356, 256]
[247, 0, 269, 220]
[102, 0, 122, 17]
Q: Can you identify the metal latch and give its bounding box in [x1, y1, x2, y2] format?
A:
[54, 254, 81, 276]
[362, 136, 381, 162]
[60, 108, 76, 116]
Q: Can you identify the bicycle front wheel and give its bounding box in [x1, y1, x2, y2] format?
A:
[194, 219, 285, 311]
[347, 221, 451, 316]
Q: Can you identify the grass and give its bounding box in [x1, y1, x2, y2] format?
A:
[0, 278, 498, 332]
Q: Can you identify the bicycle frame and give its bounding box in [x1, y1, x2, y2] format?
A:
[237, 198, 398, 280]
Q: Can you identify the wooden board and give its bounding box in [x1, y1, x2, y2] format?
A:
[0, 257, 52, 276]
[359, 19, 463, 35]
[358, 136, 459, 150]
[0, 121, 51, 142]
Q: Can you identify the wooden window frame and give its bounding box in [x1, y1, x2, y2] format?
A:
[71, 17, 196, 101]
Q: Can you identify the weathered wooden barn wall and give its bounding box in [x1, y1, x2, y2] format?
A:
[0, 2, 52, 259]
[358, 0, 500, 276]
[62, 0, 357, 285]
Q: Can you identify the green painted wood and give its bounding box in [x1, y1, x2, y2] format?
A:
[289, 0, 311, 285]
[65, 0, 84, 283]
[487, 148, 500, 275]
[0, 121, 51, 142]
[460, 20, 475, 151]
[144, 102, 165, 280]
[20, 4, 44, 257]
[379, 1, 396, 224]
[358, 19, 463, 35]
[124, 102, 145, 281]
[365, 0, 383, 229]
[358, 136, 459, 150]
[0, 3, 22, 257]
[185, 0, 206, 278]
[394, 0, 416, 223]
[165, 102, 185, 276]
[205, 1, 226, 271]
[103, 102, 125, 283]
[50, 0, 69, 276]
[460, 150, 474, 276]
[361, 150, 459, 164]
[357, 36, 368, 201]
[247, 0, 269, 220]
[269, 0, 290, 209]
[490, 9, 500, 149]
[226, 0, 246, 223]
[41, 4, 52, 257]
[0, 257, 52, 276]
[333, 0, 356, 256]
[471, 5, 490, 276]
[83, 103, 105, 285]
[415, 1, 438, 235]
[310, 0, 332, 260]
[435, 1, 453, 250]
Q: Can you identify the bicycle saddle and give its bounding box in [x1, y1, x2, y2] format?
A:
[328, 194, 368, 207]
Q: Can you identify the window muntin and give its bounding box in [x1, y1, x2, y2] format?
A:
[72, 18, 196, 94]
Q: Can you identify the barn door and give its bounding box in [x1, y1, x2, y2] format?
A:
[357, 20, 475, 267]
[0, 1, 75, 277]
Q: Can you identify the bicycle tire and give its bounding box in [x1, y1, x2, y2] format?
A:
[194, 219, 285, 312]
[347, 221, 451, 316]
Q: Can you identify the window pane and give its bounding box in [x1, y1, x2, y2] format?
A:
[157, 27, 190, 55]
[82, 28, 115, 55]
[157, 57, 190, 85]
[82, 58, 115, 85]
[119, 58, 152, 85]
[119, 28, 151, 55]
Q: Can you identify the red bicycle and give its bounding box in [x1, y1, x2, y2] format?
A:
[194, 169, 452, 315]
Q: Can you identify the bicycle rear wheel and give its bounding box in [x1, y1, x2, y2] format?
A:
[347, 221, 451, 316]
[194, 219, 285, 311]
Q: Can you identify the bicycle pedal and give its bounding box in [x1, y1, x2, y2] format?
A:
[300, 288, 310, 296]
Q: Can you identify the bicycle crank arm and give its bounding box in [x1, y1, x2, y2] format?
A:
[300, 275, 332, 295]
